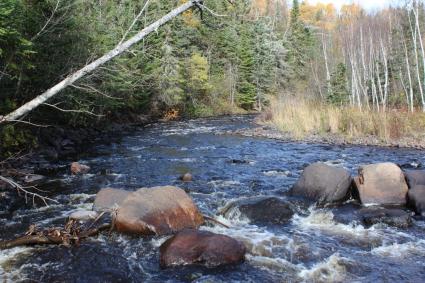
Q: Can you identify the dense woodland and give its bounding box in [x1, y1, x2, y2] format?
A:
[2, 0, 425, 155]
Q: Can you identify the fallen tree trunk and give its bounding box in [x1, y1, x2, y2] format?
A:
[0, 0, 199, 124]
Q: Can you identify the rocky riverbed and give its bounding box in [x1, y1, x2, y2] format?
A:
[1, 115, 425, 282]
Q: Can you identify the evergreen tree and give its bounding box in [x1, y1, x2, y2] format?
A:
[328, 63, 349, 105]
[286, 0, 315, 83]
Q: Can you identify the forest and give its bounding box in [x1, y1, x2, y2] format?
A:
[2, 0, 425, 155]
[2, 1, 425, 281]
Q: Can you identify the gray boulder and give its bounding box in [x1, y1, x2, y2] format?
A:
[404, 170, 425, 188]
[354, 163, 408, 205]
[291, 162, 352, 204]
[359, 207, 412, 228]
[407, 185, 425, 216]
[221, 196, 296, 225]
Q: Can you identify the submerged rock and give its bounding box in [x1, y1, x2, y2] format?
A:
[221, 196, 296, 225]
[70, 162, 91, 175]
[291, 162, 352, 204]
[407, 185, 425, 216]
[359, 207, 412, 228]
[23, 174, 46, 184]
[115, 186, 204, 235]
[159, 229, 246, 268]
[93, 188, 130, 212]
[353, 163, 408, 205]
[404, 170, 425, 188]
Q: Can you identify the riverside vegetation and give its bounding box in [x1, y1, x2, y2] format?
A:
[3, 0, 425, 157]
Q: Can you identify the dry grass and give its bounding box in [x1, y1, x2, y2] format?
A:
[265, 96, 425, 143]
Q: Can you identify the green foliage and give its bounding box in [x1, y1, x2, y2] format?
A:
[328, 63, 349, 105]
[0, 125, 37, 157]
[286, 0, 315, 83]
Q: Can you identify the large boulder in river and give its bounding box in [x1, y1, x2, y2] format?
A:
[404, 170, 425, 188]
[160, 229, 246, 268]
[353, 163, 408, 205]
[407, 185, 425, 216]
[291, 162, 352, 204]
[115, 186, 204, 235]
[93, 188, 130, 211]
[220, 196, 296, 225]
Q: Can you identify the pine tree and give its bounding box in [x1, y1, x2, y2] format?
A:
[328, 63, 349, 105]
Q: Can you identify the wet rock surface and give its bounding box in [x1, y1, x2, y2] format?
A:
[359, 207, 412, 228]
[160, 229, 246, 268]
[221, 196, 297, 225]
[93, 188, 130, 212]
[115, 186, 204, 235]
[291, 162, 352, 204]
[354, 163, 408, 205]
[70, 162, 91, 175]
[408, 185, 425, 216]
[404, 170, 425, 187]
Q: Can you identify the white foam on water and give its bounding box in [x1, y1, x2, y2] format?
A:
[208, 180, 241, 188]
[0, 247, 34, 282]
[292, 207, 381, 241]
[262, 170, 291, 177]
[371, 240, 425, 258]
[298, 253, 351, 283]
[246, 254, 299, 273]
[69, 193, 95, 203]
[202, 214, 292, 259]
[169, 158, 197, 163]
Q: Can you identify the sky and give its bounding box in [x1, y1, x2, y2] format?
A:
[306, 0, 402, 11]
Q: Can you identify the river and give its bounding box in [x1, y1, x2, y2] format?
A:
[1, 115, 425, 282]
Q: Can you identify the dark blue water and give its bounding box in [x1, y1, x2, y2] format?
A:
[1, 116, 425, 282]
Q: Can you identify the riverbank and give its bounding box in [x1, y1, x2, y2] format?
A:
[246, 98, 425, 150]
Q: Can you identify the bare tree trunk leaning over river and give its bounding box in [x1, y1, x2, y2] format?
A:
[0, 0, 202, 124]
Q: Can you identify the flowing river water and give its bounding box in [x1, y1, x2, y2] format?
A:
[1, 115, 425, 282]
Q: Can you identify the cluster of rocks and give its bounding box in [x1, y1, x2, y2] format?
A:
[74, 186, 246, 269]
[67, 160, 425, 269]
[291, 162, 425, 227]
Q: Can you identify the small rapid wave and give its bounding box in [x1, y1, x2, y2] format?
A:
[371, 240, 425, 258]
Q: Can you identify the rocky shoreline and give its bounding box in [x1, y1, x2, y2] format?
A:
[224, 123, 425, 150]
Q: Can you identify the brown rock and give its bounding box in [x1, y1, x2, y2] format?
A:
[115, 186, 204, 235]
[93, 188, 130, 211]
[160, 229, 246, 268]
[180, 173, 193, 182]
[354, 163, 408, 205]
[70, 162, 90, 175]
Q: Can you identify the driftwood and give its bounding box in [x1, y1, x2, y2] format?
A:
[0, 219, 110, 250]
[203, 215, 230, 228]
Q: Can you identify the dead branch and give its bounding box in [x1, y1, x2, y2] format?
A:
[118, 0, 152, 45]
[0, 175, 58, 206]
[42, 103, 104, 117]
[31, 0, 61, 41]
[203, 215, 230, 228]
